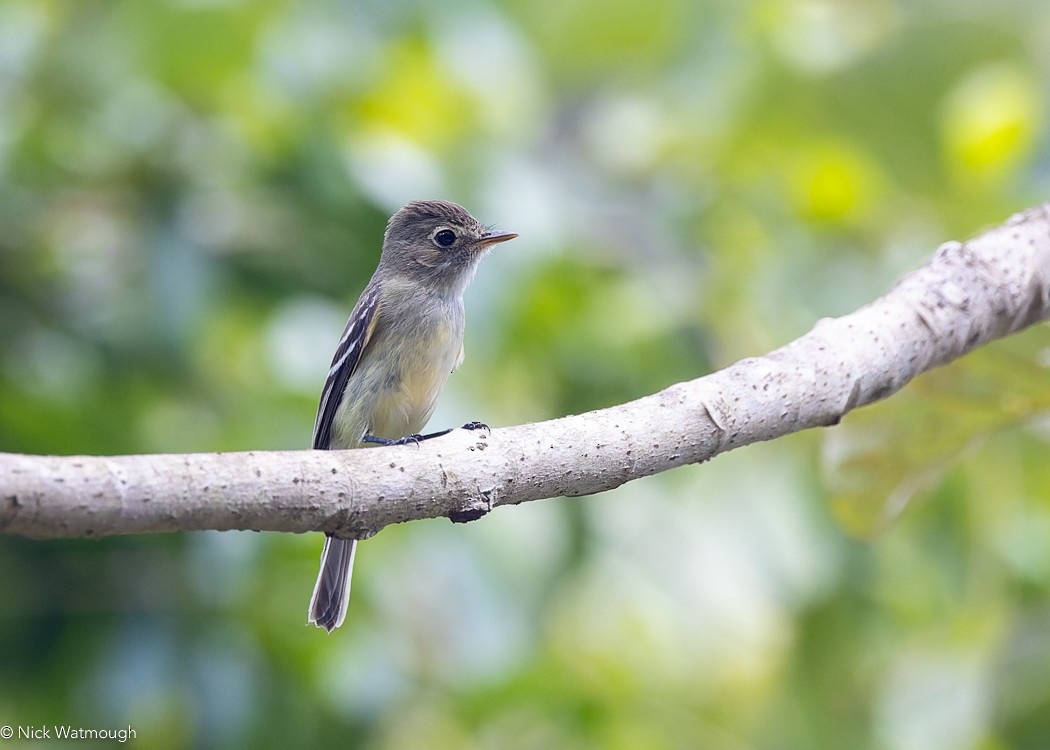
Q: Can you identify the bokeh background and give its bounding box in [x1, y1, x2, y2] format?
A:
[2, 0, 1050, 748]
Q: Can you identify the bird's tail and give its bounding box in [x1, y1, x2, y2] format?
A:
[308, 536, 357, 632]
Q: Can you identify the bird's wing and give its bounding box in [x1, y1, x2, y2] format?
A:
[311, 283, 382, 450]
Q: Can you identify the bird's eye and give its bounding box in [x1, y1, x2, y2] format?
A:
[433, 229, 457, 248]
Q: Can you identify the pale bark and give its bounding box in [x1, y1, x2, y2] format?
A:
[2, 204, 1049, 540]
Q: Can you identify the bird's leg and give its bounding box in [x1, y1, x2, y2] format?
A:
[362, 428, 452, 446]
[362, 422, 488, 447]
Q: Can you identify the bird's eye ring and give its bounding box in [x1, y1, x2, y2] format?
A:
[433, 229, 457, 248]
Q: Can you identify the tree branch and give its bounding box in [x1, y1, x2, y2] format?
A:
[3, 204, 1049, 540]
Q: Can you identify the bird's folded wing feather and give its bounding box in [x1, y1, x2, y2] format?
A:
[311, 283, 382, 451]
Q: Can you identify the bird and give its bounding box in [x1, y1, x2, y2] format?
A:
[308, 199, 517, 632]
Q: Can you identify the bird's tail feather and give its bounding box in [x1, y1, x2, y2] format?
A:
[308, 537, 357, 632]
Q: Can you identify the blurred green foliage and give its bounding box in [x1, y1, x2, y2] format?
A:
[1, 0, 1049, 748]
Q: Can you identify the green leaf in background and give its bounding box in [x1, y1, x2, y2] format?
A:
[824, 325, 1050, 537]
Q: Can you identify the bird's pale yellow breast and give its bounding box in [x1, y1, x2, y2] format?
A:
[367, 319, 461, 440]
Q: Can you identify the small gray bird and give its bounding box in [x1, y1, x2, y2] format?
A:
[308, 200, 517, 632]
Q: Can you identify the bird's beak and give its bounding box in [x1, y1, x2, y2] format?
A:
[475, 230, 518, 248]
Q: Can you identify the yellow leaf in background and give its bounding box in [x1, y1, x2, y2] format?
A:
[785, 139, 884, 224]
[355, 39, 475, 151]
[940, 63, 1042, 185]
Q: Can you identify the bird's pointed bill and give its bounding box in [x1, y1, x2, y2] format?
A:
[476, 231, 518, 247]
